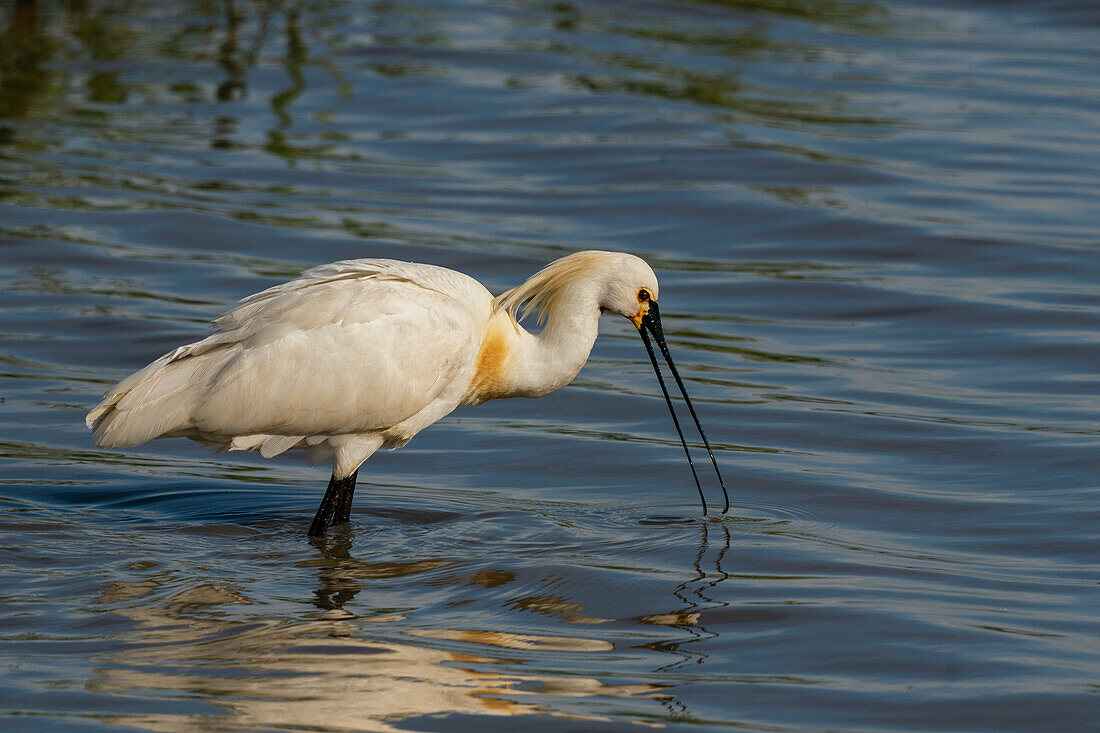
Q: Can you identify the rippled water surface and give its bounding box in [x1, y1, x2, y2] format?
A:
[2, 0, 1099, 730]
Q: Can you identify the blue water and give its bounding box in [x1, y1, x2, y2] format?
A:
[1, 1, 1098, 730]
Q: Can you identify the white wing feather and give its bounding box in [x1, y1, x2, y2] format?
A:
[87, 259, 492, 450]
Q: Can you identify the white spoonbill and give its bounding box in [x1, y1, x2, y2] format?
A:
[86, 250, 727, 535]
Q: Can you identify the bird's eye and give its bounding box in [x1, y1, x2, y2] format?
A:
[637, 289, 651, 303]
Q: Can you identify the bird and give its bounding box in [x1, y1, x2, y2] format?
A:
[86, 250, 727, 535]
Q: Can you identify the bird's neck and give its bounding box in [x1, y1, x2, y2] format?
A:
[465, 286, 601, 405]
[522, 290, 602, 396]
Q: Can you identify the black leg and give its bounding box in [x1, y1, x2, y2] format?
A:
[332, 470, 358, 525]
[307, 471, 358, 536]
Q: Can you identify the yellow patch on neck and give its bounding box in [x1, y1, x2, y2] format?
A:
[464, 313, 514, 406]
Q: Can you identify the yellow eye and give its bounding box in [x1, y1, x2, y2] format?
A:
[637, 289, 651, 303]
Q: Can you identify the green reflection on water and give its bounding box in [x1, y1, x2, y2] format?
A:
[574, 68, 887, 126]
[0, 0, 893, 150]
[695, 0, 881, 25]
[0, 0, 339, 158]
[0, 0, 58, 120]
[73, 2, 135, 62]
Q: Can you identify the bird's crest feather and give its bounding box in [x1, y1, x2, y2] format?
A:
[495, 250, 610, 326]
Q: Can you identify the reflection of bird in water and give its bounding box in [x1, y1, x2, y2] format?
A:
[637, 522, 732, 672]
[306, 531, 455, 612]
[88, 534, 665, 730]
[91, 592, 658, 731]
[630, 521, 733, 723]
[310, 531, 361, 611]
[86, 251, 726, 535]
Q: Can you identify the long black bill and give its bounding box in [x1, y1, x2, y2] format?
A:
[638, 300, 729, 514]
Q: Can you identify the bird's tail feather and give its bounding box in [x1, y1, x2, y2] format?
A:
[87, 349, 225, 449]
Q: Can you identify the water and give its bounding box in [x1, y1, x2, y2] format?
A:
[1, 0, 1098, 730]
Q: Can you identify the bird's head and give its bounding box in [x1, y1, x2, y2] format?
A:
[498, 249, 727, 514]
[596, 253, 660, 327]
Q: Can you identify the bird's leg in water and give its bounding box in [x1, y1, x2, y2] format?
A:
[308, 471, 358, 536]
[332, 471, 358, 525]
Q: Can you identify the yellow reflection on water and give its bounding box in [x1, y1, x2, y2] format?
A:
[89, 540, 662, 732]
[410, 628, 614, 652]
[90, 606, 659, 731]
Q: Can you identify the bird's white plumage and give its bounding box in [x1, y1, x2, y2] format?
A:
[87, 259, 500, 475]
[87, 251, 662, 484]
